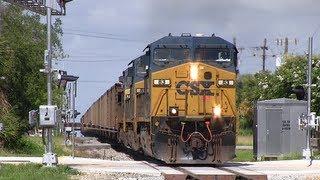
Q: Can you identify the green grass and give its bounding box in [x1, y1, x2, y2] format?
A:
[313, 150, 320, 159]
[279, 152, 303, 160]
[0, 163, 79, 180]
[238, 128, 253, 136]
[0, 135, 71, 157]
[236, 135, 253, 146]
[233, 149, 255, 162]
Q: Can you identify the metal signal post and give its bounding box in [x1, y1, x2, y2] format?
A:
[42, 0, 58, 166]
[299, 37, 320, 162]
[305, 37, 313, 161]
[46, 1, 56, 165]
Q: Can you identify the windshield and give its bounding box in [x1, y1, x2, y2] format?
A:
[154, 48, 190, 66]
[195, 48, 231, 62]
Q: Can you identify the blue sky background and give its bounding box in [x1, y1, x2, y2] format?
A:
[52, 0, 320, 120]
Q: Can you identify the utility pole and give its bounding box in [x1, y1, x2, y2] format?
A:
[261, 38, 268, 72]
[284, 37, 289, 55]
[72, 81, 76, 158]
[276, 37, 299, 55]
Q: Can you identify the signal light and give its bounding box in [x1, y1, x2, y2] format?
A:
[213, 105, 221, 117]
[218, 79, 234, 86]
[153, 79, 171, 87]
[292, 85, 305, 100]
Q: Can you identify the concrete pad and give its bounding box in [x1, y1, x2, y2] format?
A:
[221, 166, 267, 180]
[225, 160, 320, 179]
[179, 166, 236, 180]
[146, 162, 187, 180]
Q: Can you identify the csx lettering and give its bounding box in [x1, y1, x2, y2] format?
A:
[176, 81, 214, 95]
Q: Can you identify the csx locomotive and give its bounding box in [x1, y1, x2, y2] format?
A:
[81, 33, 238, 164]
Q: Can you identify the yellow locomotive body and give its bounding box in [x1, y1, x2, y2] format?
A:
[81, 34, 238, 164]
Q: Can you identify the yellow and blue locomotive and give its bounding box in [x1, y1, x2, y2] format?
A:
[81, 33, 238, 164]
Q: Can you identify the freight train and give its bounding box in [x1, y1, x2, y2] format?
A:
[81, 33, 238, 164]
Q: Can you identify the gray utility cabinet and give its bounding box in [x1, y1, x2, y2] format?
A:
[253, 98, 307, 159]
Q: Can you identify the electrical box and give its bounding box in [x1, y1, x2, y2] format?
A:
[39, 105, 57, 127]
[55, 109, 62, 124]
[28, 110, 38, 127]
[254, 98, 307, 160]
[309, 112, 320, 127]
[65, 126, 72, 132]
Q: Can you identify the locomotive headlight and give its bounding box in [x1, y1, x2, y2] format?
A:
[153, 79, 171, 87]
[213, 105, 221, 117]
[190, 63, 198, 80]
[171, 108, 177, 114]
[169, 107, 179, 116]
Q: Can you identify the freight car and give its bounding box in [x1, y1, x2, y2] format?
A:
[81, 33, 238, 164]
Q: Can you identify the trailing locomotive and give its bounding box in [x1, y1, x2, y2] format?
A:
[81, 33, 238, 164]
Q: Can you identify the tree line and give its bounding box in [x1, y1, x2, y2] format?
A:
[237, 55, 320, 132]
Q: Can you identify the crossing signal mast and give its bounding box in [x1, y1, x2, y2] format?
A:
[3, 0, 73, 166]
[3, 0, 72, 15]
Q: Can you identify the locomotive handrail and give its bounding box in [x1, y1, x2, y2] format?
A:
[152, 89, 168, 116]
[221, 90, 236, 117]
[180, 122, 213, 143]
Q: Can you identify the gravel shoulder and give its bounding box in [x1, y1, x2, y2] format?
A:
[72, 137, 163, 179]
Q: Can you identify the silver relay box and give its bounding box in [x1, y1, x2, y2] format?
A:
[39, 105, 57, 127]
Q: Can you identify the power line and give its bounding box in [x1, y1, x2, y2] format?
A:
[63, 32, 146, 43]
[63, 28, 124, 37]
[78, 80, 115, 83]
[275, 37, 299, 55]
[58, 59, 129, 63]
[66, 55, 122, 58]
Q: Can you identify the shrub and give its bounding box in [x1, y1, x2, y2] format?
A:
[0, 110, 21, 148]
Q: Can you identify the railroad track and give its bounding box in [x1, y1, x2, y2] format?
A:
[104, 141, 267, 180]
[144, 161, 267, 180]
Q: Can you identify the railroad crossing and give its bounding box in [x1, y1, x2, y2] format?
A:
[1, 156, 320, 179]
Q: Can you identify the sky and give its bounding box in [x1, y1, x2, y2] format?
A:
[52, 0, 320, 119]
